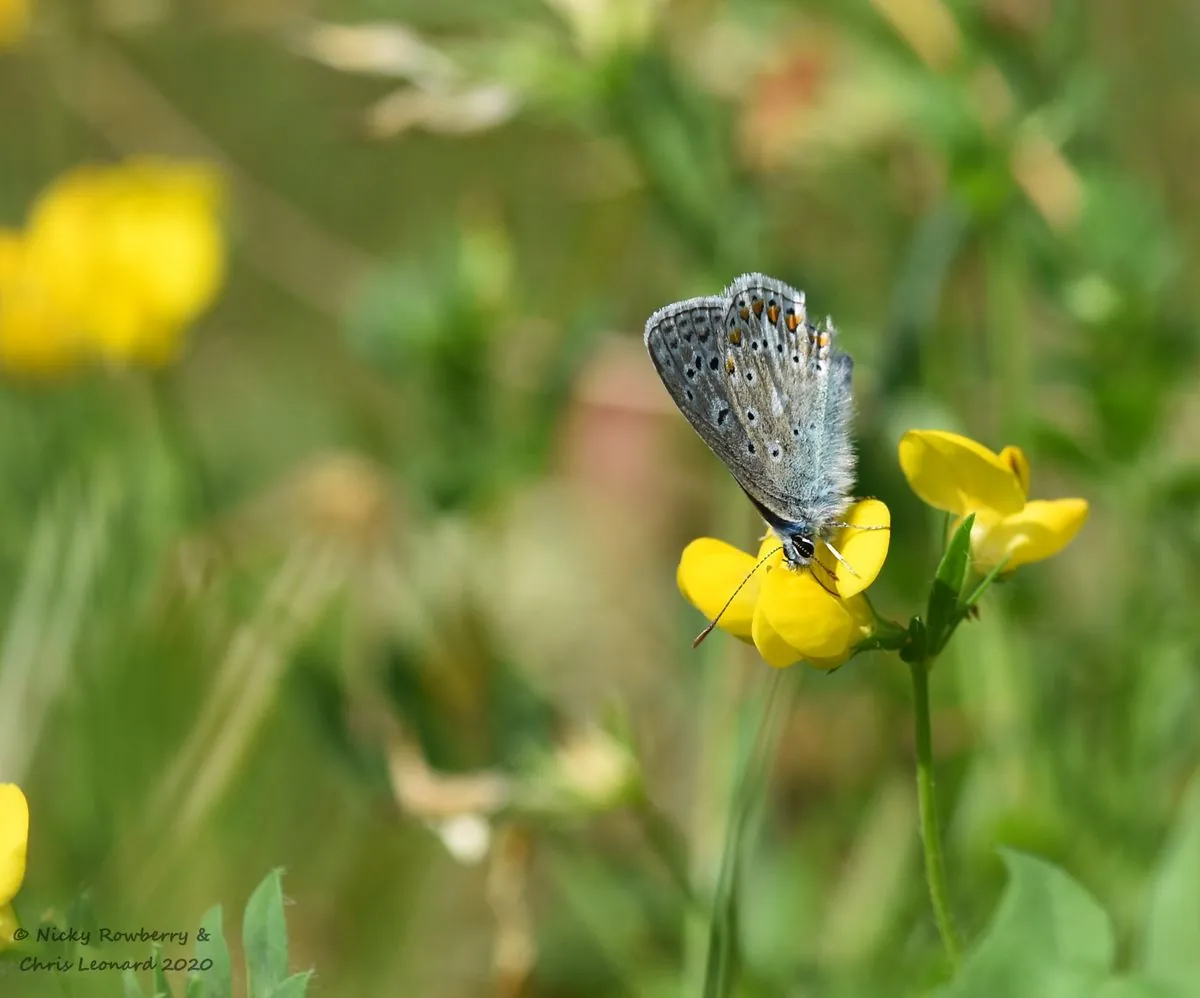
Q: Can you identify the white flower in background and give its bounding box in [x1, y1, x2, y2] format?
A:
[291, 20, 520, 137]
[543, 0, 664, 59]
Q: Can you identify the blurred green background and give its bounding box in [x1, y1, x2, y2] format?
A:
[1, 0, 1199, 995]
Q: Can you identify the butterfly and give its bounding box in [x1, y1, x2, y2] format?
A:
[644, 273, 859, 577]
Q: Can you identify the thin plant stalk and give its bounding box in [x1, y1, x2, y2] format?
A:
[702, 667, 788, 998]
[910, 656, 962, 965]
[633, 792, 702, 912]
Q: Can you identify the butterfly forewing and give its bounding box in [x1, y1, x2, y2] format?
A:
[644, 295, 765, 488]
[721, 274, 857, 529]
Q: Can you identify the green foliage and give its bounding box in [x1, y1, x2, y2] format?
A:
[1139, 780, 1200, 994]
[936, 839, 1200, 998]
[193, 907, 232, 998]
[121, 871, 311, 998]
[936, 851, 1115, 998]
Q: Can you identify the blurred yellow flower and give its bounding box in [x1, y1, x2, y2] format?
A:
[24, 159, 226, 367]
[0, 783, 29, 948]
[0, 0, 29, 50]
[676, 499, 890, 669]
[899, 429, 1088, 572]
[0, 229, 83, 375]
[0, 158, 225, 376]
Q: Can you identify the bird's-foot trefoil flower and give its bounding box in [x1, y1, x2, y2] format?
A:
[899, 429, 1088, 573]
[676, 498, 891, 669]
[0, 783, 28, 948]
[0, 158, 226, 377]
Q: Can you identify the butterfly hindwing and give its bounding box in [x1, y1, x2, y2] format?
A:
[720, 274, 856, 530]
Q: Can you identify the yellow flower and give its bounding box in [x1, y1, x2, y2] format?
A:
[898, 430, 1088, 572]
[0, 783, 29, 948]
[0, 0, 30, 50]
[24, 159, 226, 367]
[676, 499, 891, 669]
[0, 228, 83, 376]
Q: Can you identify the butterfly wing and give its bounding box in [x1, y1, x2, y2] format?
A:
[644, 295, 766, 493]
[718, 274, 856, 532]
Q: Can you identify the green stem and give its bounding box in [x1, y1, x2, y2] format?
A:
[633, 792, 701, 913]
[146, 368, 214, 523]
[910, 656, 962, 966]
[702, 668, 787, 998]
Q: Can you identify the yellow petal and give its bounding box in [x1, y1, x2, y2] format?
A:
[899, 430, 1026, 518]
[999, 445, 1030, 498]
[815, 498, 891, 598]
[972, 498, 1089, 572]
[804, 595, 876, 670]
[751, 600, 803, 668]
[760, 564, 855, 660]
[0, 784, 28, 906]
[677, 538, 761, 640]
[755, 534, 785, 562]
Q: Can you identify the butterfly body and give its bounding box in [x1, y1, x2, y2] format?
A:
[644, 273, 856, 569]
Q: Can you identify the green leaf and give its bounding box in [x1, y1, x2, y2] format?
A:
[243, 869, 289, 998]
[936, 850, 1114, 998]
[927, 514, 974, 653]
[123, 969, 148, 998]
[195, 905, 233, 998]
[185, 976, 205, 998]
[959, 554, 1012, 614]
[153, 943, 174, 998]
[1139, 776, 1200, 992]
[267, 971, 314, 998]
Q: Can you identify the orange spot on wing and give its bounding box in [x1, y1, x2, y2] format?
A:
[729, 328, 743, 346]
[726, 357, 736, 374]
[785, 313, 800, 331]
[739, 306, 750, 320]
[752, 299, 764, 315]
[767, 304, 780, 324]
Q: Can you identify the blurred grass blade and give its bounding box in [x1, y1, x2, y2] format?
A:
[703, 670, 787, 998]
[0, 473, 113, 777]
[879, 199, 971, 399]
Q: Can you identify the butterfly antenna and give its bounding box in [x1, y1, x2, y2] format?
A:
[808, 557, 841, 599]
[822, 539, 861, 579]
[692, 545, 783, 648]
[830, 499, 892, 534]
